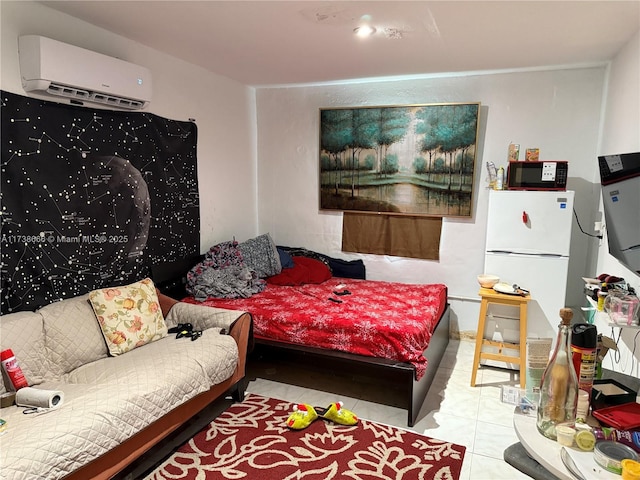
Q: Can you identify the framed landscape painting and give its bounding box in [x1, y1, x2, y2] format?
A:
[319, 102, 481, 217]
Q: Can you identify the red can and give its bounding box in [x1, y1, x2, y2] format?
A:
[0, 349, 29, 391]
[570, 324, 598, 394]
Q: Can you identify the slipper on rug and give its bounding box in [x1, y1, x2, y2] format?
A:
[315, 401, 358, 426]
[285, 403, 318, 429]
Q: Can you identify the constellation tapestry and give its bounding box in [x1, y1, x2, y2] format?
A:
[1, 91, 200, 314]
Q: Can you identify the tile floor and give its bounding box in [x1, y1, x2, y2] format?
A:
[245, 339, 534, 480]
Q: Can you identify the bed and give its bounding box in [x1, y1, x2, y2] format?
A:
[152, 242, 450, 427]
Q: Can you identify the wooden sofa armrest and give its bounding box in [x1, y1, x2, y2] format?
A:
[228, 312, 252, 392]
[157, 289, 180, 315]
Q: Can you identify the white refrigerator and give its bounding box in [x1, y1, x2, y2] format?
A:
[483, 190, 575, 367]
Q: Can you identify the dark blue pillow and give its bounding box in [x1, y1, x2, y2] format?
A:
[320, 256, 366, 279]
[277, 247, 295, 269]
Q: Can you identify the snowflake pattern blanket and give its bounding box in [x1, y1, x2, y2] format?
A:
[185, 278, 447, 380]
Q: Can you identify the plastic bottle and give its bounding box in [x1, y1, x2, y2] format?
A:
[597, 283, 609, 311]
[486, 162, 497, 189]
[576, 390, 590, 422]
[496, 167, 504, 190]
[0, 349, 29, 391]
[537, 308, 579, 440]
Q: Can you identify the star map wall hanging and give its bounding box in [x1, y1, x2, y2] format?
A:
[1, 91, 200, 314]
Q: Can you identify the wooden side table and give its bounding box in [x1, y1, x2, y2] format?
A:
[470, 287, 531, 387]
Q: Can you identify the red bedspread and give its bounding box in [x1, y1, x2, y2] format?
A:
[184, 278, 447, 380]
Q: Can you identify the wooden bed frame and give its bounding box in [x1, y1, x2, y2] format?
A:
[151, 256, 450, 428]
[251, 304, 450, 427]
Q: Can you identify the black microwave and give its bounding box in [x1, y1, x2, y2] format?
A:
[506, 161, 568, 191]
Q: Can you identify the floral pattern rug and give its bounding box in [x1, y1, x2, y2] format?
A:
[145, 394, 465, 480]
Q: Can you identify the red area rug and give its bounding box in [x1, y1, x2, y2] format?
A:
[146, 394, 466, 480]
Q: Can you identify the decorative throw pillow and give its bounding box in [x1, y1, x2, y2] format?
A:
[266, 256, 332, 286]
[277, 247, 295, 269]
[238, 233, 282, 278]
[321, 256, 366, 279]
[89, 278, 168, 356]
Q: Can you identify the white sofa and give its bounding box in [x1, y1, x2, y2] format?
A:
[0, 290, 251, 480]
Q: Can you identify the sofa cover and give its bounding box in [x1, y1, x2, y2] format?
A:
[0, 291, 248, 480]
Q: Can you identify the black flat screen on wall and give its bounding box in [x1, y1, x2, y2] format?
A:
[1, 91, 200, 314]
[598, 152, 640, 276]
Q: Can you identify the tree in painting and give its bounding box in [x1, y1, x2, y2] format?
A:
[319, 103, 480, 217]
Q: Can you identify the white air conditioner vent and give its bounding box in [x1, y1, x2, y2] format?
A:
[89, 92, 145, 109]
[47, 83, 91, 99]
[19, 35, 152, 110]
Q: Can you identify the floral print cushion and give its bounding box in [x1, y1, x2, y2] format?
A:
[89, 278, 168, 356]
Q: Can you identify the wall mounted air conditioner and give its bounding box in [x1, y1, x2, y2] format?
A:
[18, 35, 152, 110]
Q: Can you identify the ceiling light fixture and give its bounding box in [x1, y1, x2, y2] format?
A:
[354, 25, 376, 37]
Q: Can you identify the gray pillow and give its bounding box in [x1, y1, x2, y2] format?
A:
[238, 233, 282, 278]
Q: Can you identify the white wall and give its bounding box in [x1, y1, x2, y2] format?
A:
[0, 1, 259, 250]
[255, 68, 606, 338]
[594, 30, 640, 376]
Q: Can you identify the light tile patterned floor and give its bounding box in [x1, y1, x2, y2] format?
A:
[245, 339, 533, 480]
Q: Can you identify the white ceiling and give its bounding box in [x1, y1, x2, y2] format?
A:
[41, 1, 640, 87]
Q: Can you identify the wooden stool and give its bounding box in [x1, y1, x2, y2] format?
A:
[470, 287, 530, 388]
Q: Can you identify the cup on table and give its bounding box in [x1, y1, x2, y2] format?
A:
[556, 424, 576, 447]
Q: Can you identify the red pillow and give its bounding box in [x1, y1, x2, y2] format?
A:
[266, 256, 332, 286]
